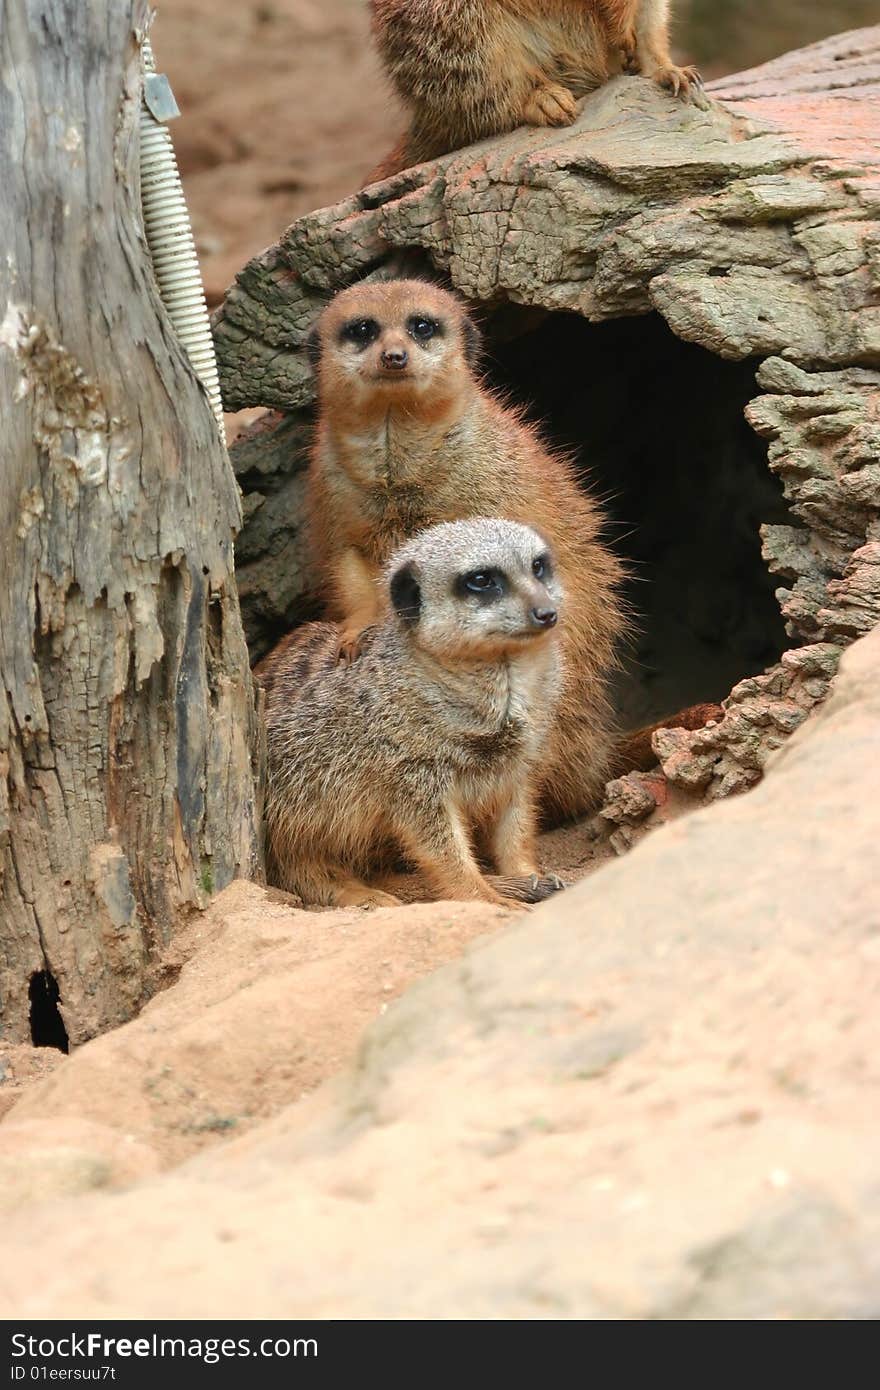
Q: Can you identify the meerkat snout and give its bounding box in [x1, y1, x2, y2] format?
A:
[531, 605, 557, 630]
[387, 518, 563, 661]
[380, 343, 409, 372]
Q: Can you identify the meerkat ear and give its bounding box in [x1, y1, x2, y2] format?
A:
[306, 326, 322, 373]
[461, 314, 482, 370]
[389, 562, 422, 626]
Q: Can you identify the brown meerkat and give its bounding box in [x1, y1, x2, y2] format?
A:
[370, 0, 703, 176]
[305, 278, 624, 826]
[257, 519, 566, 909]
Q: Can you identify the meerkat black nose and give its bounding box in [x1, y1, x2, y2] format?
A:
[530, 606, 557, 629]
[381, 347, 409, 370]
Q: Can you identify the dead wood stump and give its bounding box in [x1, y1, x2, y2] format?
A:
[0, 1, 262, 1045]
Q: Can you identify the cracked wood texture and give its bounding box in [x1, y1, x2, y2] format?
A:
[0, 0, 262, 1046]
[214, 25, 880, 821]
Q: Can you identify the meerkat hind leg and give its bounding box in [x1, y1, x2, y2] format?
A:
[397, 801, 519, 907]
[486, 788, 542, 879]
[335, 881, 403, 909]
[292, 858, 402, 910]
[488, 873, 568, 903]
[484, 796, 568, 901]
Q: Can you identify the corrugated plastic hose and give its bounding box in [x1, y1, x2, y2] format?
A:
[139, 36, 226, 441]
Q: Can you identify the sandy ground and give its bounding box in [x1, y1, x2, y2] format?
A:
[157, 0, 402, 309]
[0, 630, 878, 1317]
[0, 817, 621, 1148]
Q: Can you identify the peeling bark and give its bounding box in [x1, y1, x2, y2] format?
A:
[214, 25, 880, 824]
[0, 0, 261, 1045]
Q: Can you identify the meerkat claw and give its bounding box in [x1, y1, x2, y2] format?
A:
[534, 873, 568, 898]
[336, 631, 366, 665]
[489, 873, 569, 904]
[654, 63, 708, 108]
[691, 73, 710, 111]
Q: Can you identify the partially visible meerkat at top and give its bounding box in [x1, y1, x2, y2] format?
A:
[257, 519, 566, 910]
[370, 0, 703, 175]
[306, 278, 625, 825]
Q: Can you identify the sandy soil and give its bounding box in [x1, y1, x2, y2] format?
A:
[0, 818, 621, 1152]
[0, 629, 878, 1316]
[158, 0, 402, 309]
[0, 1045, 63, 1120]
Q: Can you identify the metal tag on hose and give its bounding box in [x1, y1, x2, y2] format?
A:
[139, 35, 226, 441]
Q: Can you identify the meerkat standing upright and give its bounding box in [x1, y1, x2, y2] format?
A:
[306, 279, 625, 825]
[370, 0, 702, 174]
[258, 520, 566, 909]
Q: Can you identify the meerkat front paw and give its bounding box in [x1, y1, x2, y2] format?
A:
[522, 82, 579, 129]
[653, 64, 708, 107]
[336, 628, 367, 665]
[620, 28, 639, 72]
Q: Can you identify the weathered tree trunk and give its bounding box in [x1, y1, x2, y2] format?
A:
[0, 0, 261, 1046]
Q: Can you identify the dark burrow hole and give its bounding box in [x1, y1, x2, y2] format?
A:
[486, 310, 790, 729]
[29, 970, 69, 1053]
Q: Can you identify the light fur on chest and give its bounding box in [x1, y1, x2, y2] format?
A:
[494, 5, 603, 74]
[450, 646, 559, 755]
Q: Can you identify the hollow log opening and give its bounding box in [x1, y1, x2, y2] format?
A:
[486, 311, 791, 730]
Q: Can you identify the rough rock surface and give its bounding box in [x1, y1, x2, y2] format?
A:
[214, 26, 880, 821]
[0, 625, 878, 1320]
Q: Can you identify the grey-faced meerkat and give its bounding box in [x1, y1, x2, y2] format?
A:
[370, 0, 703, 176]
[256, 519, 565, 910]
[306, 277, 625, 825]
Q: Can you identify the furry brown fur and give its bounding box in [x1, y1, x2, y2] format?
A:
[257, 519, 566, 908]
[370, 0, 702, 176]
[305, 279, 625, 824]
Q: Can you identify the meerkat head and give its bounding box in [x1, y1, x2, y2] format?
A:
[385, 519, 563, 663]
[307, 279, 481, 414]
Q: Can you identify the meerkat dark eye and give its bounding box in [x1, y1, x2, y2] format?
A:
[532, 553, 552, 580]
[407, 315, 441, 343]
[455, 568, 506, 601]
[340, 318, 380, 348]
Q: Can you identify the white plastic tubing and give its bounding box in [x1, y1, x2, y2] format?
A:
[139, 37, 225, 440]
